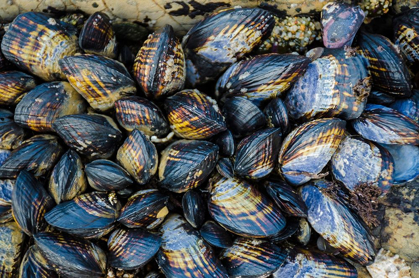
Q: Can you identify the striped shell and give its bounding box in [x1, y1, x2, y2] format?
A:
[134, 24, 185, 100]
[208, 176, 286, 238]
[85, 159, 133, 192]
[14, 81, 87, 132]
[59, 54, 136, 111]
[393, 8, 419, 64]
[0, 179, 14, 223]
[165, 89, 226, 139]
[278, 118, 346, 186]
[19, 245, 57, 278]
[0, 109, 25, 150]
[0, 71, 36, 106]
[1, 12, 79, 81]
[0, 221, 26, 277]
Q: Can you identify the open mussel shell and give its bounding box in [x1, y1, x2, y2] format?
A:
[390, 90, 419, 123]
[182, 190, 206, 228]
[0, 109, 25, 150]
[0, 179, 14, 223]
[116, 129, 158, 185]
[212, 130, 235, 157]
[19, 245, 58, 278]
[223, 97, 267, 138]
[115, 96, 169, 137]
[79, 12, 117, 58]
[352, 104, 419, 145]
[14, 81, 87, 132]
[393, 8, 419, 64]
[272, 247, 357, 278]
[264, 98, 289, 134]
[118, 189, 169, 229]
[159, 140, 218, 193]
[216, 54, 310, 105]
[49, 149, 87, 204]
[208, 176, 286, 238]
[301, 180, 376, 265]
[59, 54, 136, 111]
[34, 232, 107, 278]
[234, 128, 282, 179]
[358, 31, 412, 97]
[278, 118, 346, 186]
[0, 221, 26, 277]
[285, 47, 371, 121]
[183, 8, 274, 86]
[1, 12, 79, 81]
[85, 159, 133, 191]
[216, 157, 234, 178]
[265, 180, 308, 217]
[200, 220, 233, 249]
[331, 137, 394, 193]
[53, 113, 123, 159]
[156, 214, 228, 277]
[0, 134, 63, 179]
[321, 2, 364, 48]
[133, 24, 185, 100]
[380, 144, 419, 184]
[12, 171, 55, 237]
[108, 228, 161, 270]
[220, 237, 288, 278]
[0, 71, 36, 106]
[165, 89, 226, 139]
[45, 192, 121, 239]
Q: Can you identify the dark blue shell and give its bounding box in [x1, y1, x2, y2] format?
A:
[19, 246, 58, 278]
[265, 180, 308, 217]
[212, 130, 235, 157]
[0, 179, 13, 223]
[182, 190, 206, 229]
[380, 144, 419, 184]
[264, 98, 290, 135]
[85, 159, 133, 191]
[390, 90, 419, 123]
[200, 220, 233, 249]
[216, 157, 234, 178]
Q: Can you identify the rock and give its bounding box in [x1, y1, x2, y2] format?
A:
[367, 248, 411, 278]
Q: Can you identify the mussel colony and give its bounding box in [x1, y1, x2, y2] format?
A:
[0, 2, 418, 278]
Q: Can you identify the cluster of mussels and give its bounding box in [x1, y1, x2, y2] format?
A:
[0, 2, 418, 278]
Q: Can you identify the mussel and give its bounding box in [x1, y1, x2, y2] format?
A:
[380, 144, 419, 184]
[0, 109, 25, 150]
[53, 113, 123, 159]
[133, 24, 185, 99]
[183, 8, 274, 86]
[156, 214, 228, 277]
[0, 179, 14, 223]
[12, 171, 55, 237]
[159, 140, 218, 193]
[14, 81, 87, 132]
[278, 118, 346, 186]
[352, 104, 419, 145]
[165, 89, 226, 140]
[48, 149, 87, 204]
[116, 129, 158, 185]
[264, 98, 290, 135]
[1, 12, 79, 81]
[212, 130, 235, 157]
[34, 232, 107, 278]
[0, 134, 63, 179]
[200, 220, 233, 249]
[0, 71, 36, 106]
[265, 180, 308, 217]
[85, 159, 133, 192]
[216, 157, 235, 178]
[208, 176, 286, 238]
[0, 221, 26, 277]
[393, 8, 419, 64]
[215, 54, 310, 105]
[45, 191, 121, 239]
[19, 246, 58, 278]
[59, 54, 136, 111]
[390, 90, 419, 123]
[182, 190, 206, 228]
[79, 12, 117, 58]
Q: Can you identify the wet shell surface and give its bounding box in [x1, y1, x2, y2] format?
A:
[265, 180, 308, 217]
[19, 245, 58, 278]
[45, 191, 120, 239]
[85, 159, 133, 192]
[301, 181, 376, 265]
[0, 221, 26, 277]
[12, 171, 55, 237]
[200, 220, 233, 249]
[116, 129, 158, 185]
[393, 8, 419, 64]
[0, 179, 14, 224]
[159, 140, 218, 193]
[0, 134, 62, 179]
[134, 24, 185, 100]
[380, 144, 419, 184]
[352, 104, 419, 145]
[34, 232, 107, 278]
[79, 12, 117, 58]
[0, 71, 36, 106]
[156, 214, 228, 278]
[264, 98, 289, 135]
[53, 113, 123, 159]
[0, 109, 25, 150]
[215, 54, 310, 105]
[1, 12, 79, 81]
[183, 7, 274, 86]
[208, 176, 286, 238]
[115, 96, 169, 137]
[14, 81, 87, 132]
[278, 118, 346, 185]
[165, 89, 226, 140]
[59, 54, 136, 111]
[182, 189, 206, 229]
